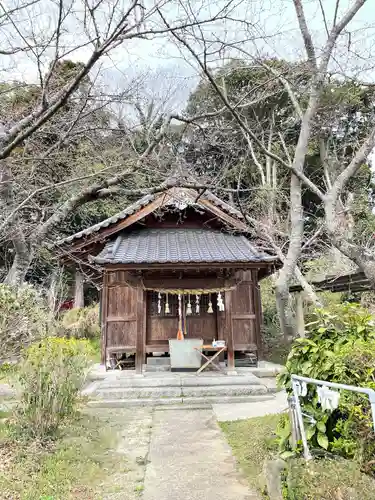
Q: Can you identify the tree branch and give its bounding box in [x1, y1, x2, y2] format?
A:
[293, 0, 317, 68]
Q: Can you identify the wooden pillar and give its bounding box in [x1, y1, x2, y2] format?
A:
[225, 289, 235, 373]
[253, 270, 264, 360]
[100, 271, 109, 365]
[74, 270, 84, 308]
[136, 287, 146, 374]
[296, 293, 305, 338]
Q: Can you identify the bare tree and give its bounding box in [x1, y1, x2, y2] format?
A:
[160, 0, 374, 336]
[0, 0, 242, 284]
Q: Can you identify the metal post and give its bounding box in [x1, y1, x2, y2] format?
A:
[288, 395, 300, 449]
[369, 391, 375, 433]
[292, 379, 312, 460]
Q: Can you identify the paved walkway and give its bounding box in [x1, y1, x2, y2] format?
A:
[213, 390, 288, 422]
[143, 408, 259, 500]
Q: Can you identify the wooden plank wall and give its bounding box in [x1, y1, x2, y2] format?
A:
[102, 270, 145, 371]
[231, 270, 259, 352]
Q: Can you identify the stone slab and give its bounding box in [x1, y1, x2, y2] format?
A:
[98, 377, 181, 388]
[144, 365, 171, 372]
[181, 384, 268, 398]
[95, 386, 182, 399]
[180, 374, 262, 387]
[147, 357, 171, 366]
[182, 394, 274, 405]
[213, 391, 288, 422]
[87, 397, 184, 408]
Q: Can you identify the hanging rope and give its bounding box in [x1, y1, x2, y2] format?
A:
[144, 286, 236, 295]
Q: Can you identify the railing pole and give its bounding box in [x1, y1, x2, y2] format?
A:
[292, 379, 312, 460]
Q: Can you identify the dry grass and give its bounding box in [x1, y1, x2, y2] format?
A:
[286, 457, 375, 500]
[220, 414, 375, 500]
[0, 412, 120, 499]
[220, 414, 279, 491]
[0, 406, 153, 500]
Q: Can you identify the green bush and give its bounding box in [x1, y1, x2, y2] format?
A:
[278, 303, 375, 473]
[13, 337, 91, 440]
[0, 284, 52, 359]
[60, 304, 100, 339]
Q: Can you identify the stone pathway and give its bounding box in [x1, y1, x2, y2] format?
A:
[143, 408, 259, 500]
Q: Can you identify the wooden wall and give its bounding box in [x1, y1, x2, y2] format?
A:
[101, 268, 263, 370]
[101, 270, 146, 371]
[231, 270, 260, 352]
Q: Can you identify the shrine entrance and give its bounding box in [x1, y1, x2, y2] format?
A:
[145, 290, 222, 352]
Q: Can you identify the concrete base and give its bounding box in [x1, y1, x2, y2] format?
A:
[85, 368, 280, 408]
[87, 394, 275, 408]
[147, 357, 171, 366]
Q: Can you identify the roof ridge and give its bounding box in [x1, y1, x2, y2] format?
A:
[55, 185, 245, 248]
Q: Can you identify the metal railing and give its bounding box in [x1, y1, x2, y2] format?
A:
[291, 374, 375, 460]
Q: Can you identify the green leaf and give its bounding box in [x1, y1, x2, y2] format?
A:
[317, 421, 326, 433]
[317, 327, 327, 333]
[305, 425, 316, 440]
[317, 432, 329, 450]
[278, 423, 291, 439]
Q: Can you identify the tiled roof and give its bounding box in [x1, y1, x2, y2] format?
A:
[55, 193, 155, 245]
[91, 228, 276, 265]
[55, 186, 245, 246]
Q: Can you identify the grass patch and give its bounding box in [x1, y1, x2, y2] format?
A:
[0, 363, 18, 385]
[0, 411, 121, 499]
[286, 457, 375, 499]
[220, 414, 279, 491]
[221, 414, 375, 499]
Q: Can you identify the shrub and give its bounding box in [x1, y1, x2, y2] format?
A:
[0, 284, 52, 360]
[278, 303, 375, 473]
[13, 337, 91, 440]
[60, 304, 100, 340]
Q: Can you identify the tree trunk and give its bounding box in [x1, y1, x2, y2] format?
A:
[325, 194, 375, 288]
[295, 293, 305, 337]
[0, 163, 33, 285]
[5, 242, 32, 285]
[275, 281, 295, 340]
[74, 270, 84, 308]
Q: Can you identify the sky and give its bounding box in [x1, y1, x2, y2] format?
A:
[1, 0, 375, 115]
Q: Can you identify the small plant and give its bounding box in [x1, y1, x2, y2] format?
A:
[12, 337, 91, 440]
[277, 303, 375, 473]
[60, 304, 100, 339]
[0, 284, 52, 359]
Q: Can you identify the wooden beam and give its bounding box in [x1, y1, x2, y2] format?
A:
[225, 290, 235, 373]
[252, 270, 264, 360]
[101, 271, 109, 365]
[104, 262, 273, 271]
[142, 277, 240, 290]
[197, 198, 248, 231]
[135, 287, 146, 374]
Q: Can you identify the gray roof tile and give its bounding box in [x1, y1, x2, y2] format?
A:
[91, 228, 276, 265]
[55, 193, 155, 245]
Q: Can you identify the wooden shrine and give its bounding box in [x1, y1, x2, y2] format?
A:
[56, 186, 278, 372]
